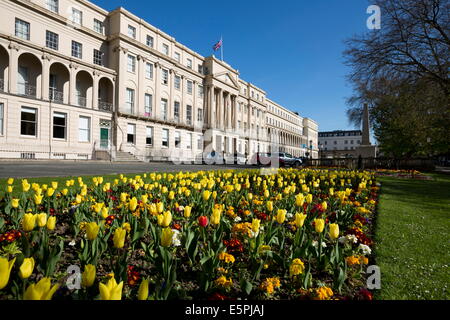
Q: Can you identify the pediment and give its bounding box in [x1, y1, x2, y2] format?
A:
[214, 72, 239, 89]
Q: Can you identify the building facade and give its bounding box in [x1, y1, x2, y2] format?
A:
[0, 0, 318, 162]
[318, 130, 362, 158]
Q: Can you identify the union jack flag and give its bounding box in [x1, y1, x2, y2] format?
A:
[213, 38, 223, 51]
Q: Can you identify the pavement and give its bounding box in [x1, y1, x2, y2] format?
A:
[0, 160, 255, 178]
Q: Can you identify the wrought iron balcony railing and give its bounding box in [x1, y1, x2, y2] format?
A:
[49, 88, 64, 103]
[98, 100, 113, 111]
[17, 83, 36, 98]
[76, 95, 87, 107]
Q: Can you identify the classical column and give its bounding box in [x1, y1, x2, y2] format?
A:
[180, 75, 185, 124]
[226, 93, 232, 130]
[41, 54, 51, 101]
[92, 72, 99, 110]
[192, 80, 197, 127]
[8, 43, 20, 94]
[168, 69, 175, 122]
[234, 100, 239, 131]
[208, 85, 214, 128]
[137, 55, 146, 116]
[218, 88, 223, 130]
[154, 62, 161, 119]
[114, 46, 128, 113]
[69, 62, 78, 106]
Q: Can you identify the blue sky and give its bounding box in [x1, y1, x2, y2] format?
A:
[94, 0, 371, 132]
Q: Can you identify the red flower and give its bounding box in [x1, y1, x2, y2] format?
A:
[198, 216, 208, 227]
[173, 223, 182, 231]
[105, 215, 116, 225]
[358, 288, 373, 300]
[209, 292, 229, 300]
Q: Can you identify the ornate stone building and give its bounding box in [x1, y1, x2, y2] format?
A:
[0, 0, 318, 161]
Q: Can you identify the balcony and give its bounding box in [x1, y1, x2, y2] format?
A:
[98, 100, 113, 112]
[17, 83, 37, 98]
[76, 95, 87, 107]
[49, 88, 64, 104]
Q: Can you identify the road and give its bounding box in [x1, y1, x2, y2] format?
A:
[0, 160, 255, 178]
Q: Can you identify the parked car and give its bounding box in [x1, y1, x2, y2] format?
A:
[275, 152, 303, 167]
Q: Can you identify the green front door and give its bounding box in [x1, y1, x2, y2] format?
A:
[100, 128, 109, 149]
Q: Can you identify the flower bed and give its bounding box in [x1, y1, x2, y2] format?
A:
[0, 168, 378, 300]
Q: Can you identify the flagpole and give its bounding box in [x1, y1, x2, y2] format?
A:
[221, 36, 223, 61]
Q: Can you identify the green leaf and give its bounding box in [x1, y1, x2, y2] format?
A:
[240, 278, 253, 295]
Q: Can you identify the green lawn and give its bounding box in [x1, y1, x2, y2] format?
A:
[375, 174, 450, 300]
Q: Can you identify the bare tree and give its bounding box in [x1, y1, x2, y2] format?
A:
[343, 0, 450, 156]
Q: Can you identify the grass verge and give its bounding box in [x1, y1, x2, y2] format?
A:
[374, 173, 450, 300]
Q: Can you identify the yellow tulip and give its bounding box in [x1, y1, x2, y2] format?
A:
[101, 207, 109, 219]
[113, 227, 127, 248]
[23, 277, 59, 300]
[7, 178, 14, 185]
[0, 257, 16, 289]
[295, 194, 305, 207]
[251, 219, 260, 233]
[19, 257, 35, 279]
[22, 214, 36, 232]
[47, 216, 56, 231]
[247, 193, 253, 200]
[210, 208, 221, 225]
[61, 189, 68, 196]
[329, 223, 339, 240]
[276, 209, 286, 224]
[129, 197, 138, 212]
[81, 264, 96, 288]
[99, 277, 123, 300]
[11, 198, 19, 208]
[22, 182, 31, 192]
[7, 186, 13, 193]
[138, 278, 149, 300]
[93, 203, 103, 214]
[122, 222, 131, 233]
[266, 201, 273, 212]
[46, 188, 55, 197]
[168, 191, 175, 200]
[202, 190, 211, 201]
[212, 191, 217, 199]
[120, 193, 127, 203]
[264, 189, 270, 198]
[161, 227, 173, 247]
[141, 194, 148, 204]
[294, 213, 307, 228]
[156, 202, 164, 214]
[306, 194, 313, 204]
[37, 213, 48, 227]
[184, 206, 192, 218]
[86, 222, 100, 240]
[314, 218, 325, 233]
[75, 194, 82, 204]
[322, 201, 328, 211]
[157, 211, 172, 227]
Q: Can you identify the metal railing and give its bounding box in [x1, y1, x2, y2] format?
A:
[76, 95, 87, 107]
[49, 88, 64, 103]
[17, 83, 37, 98]
[98, 100, 113, 111]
